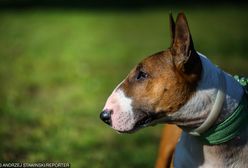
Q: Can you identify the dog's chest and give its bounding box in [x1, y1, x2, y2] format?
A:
[174, 132, 223, 168]
[174, 130, 248, 168]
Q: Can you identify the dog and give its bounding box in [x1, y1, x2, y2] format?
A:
[100, 12, 248, 167]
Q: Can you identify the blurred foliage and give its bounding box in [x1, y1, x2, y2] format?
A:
[0, 5, 248, 168]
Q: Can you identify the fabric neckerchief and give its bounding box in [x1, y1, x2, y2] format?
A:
[198, 76, 248, 145]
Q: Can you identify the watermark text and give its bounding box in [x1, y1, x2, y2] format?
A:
[0, 162, 70, 168]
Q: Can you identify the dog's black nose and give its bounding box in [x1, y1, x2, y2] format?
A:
[100, 109, 112, 126]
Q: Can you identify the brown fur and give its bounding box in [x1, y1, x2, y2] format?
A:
[120, 13, 202, 118]
[102, 13, 203, 167]
[119, 13, 202, 167]
[155, 125, 182, 168]
[121, 50, 198, 115]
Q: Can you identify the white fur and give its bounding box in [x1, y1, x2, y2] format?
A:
[103, 80, 137, 131]
[173, 53, 245, 167]
[168, 53, 243, 126]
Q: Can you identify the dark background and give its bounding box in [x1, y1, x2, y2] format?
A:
[0, 0, 247, 9]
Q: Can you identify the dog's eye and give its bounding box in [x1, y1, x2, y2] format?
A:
[136, 70, 148, 80]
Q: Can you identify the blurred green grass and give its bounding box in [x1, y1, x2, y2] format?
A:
[0, 6, 248, 168]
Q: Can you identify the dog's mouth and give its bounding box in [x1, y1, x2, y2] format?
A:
[118, 113, 158, 134]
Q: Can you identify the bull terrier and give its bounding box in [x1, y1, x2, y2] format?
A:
[100, 12, 248, 168]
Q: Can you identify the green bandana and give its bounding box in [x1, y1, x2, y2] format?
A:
[199, 76, 248, 145]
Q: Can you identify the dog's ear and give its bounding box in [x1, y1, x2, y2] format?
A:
[171, 12, 201, 83]
[169, 13, 176, 46]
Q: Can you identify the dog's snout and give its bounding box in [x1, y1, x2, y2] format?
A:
[100, 109, 112, 126]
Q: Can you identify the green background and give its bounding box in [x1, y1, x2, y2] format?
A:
[0, 5, 248, 168]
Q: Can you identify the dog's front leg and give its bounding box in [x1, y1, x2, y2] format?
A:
[155, 124, 182, 168]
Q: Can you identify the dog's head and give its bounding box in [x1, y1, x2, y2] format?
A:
[100, 13, 202, 133]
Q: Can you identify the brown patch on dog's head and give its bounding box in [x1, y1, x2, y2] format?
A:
[122, 13, 201, 113]
[101, 12, 202, 132]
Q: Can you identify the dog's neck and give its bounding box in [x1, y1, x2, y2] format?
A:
[173, 53, 248, 167]
[168, 52, 244, 129]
